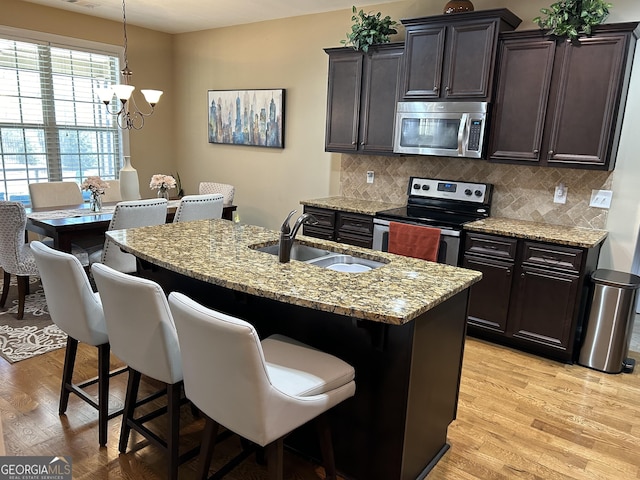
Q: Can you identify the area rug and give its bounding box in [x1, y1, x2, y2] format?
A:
[0, 275, 67, 363]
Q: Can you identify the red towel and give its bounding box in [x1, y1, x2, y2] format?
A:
[388, 222, 441, 262]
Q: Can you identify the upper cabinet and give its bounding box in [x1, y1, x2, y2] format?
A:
[488, 23, 640, 170]
[401, 9, 521, 101]
[324, 43, 403, 155]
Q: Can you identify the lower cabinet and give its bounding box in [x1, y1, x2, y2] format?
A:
[302, 206, 373, 248]
[463, 232, 601, 362]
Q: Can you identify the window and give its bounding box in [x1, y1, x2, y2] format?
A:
[0, 28, 124, 205]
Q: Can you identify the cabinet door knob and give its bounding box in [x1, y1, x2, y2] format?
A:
[360, 141, 365, 146]
[521, 273, 525, 278]
[351, 141, 357, 145]
[533, 149, 539, 154]
[433, 86, 439, 92]
[548, 150, 554, 156]
[445, 86, 451, 93]
[506, 269, 511, 276]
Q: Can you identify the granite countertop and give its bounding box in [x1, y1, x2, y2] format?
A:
[465, 217, 608, 248]
[301, 196, 404, 215]
[106, 220, 481, 325]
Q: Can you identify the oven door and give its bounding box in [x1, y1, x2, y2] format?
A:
[372, 218, 461, 266]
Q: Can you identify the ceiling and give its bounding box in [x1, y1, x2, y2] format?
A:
[21, 0, 400, 34]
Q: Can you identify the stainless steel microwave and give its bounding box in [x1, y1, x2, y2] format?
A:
[393, 101, 488, 158]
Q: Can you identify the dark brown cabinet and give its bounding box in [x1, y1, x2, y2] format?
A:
[489, 23, 640, 170]
[401, 9, 520, 101]
[302, 206, 373, 248]
[463, 232, 601, 362]
[324, 43, 403, 154]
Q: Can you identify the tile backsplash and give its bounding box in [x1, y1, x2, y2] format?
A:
[340, 155, 613, 229]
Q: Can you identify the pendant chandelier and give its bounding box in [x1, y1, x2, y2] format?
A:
[98, 0, 162, 130]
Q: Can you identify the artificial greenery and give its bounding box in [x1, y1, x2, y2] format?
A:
[533, 0, 612, 41]
[341, 6, 398, 52]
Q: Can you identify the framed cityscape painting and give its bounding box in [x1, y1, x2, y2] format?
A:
[207, 89, 285, 148]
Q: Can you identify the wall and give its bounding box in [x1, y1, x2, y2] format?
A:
[1, 0, 175, 198]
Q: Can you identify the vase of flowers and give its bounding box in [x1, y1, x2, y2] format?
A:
[150, 174, 177, 200]
[81, 176, 109, 212]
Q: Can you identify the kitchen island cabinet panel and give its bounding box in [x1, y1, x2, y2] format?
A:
[304, 206, 373, 248]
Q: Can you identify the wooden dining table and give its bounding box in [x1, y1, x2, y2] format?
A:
[25, 201, 237, 253]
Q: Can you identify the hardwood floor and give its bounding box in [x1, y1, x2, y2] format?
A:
[0, 337, 638, 479]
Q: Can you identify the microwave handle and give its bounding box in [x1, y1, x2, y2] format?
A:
[457, 113, 469, 155]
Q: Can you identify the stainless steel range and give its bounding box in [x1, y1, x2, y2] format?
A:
[373, 177, 493, 266]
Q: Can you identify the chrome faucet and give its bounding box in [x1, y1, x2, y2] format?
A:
[279, 209, 318, 263]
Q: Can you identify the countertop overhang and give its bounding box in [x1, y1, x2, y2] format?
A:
[105, 219, 482, 325]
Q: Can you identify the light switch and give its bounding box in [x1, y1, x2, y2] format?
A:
[589, 189, 613, 209]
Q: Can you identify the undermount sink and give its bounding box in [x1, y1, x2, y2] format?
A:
[251, 242, 386, 272]
[252, 242, 333, 262]
[306, 254, 386, 272]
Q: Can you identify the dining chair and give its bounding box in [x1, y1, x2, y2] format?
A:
[89, 198, 168, 273]
[91, 263, 196, 480]
[0, 202, 41, 319]
[102, 180, 122, 203]
[172, 194, 224, 223]
[30, 241, 127, 447]
[168, 291, 356, 480]
[198, 182, 235, 206]
[28, 181, 83, 208]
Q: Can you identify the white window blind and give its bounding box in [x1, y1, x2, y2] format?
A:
[0, 30, 123, 204]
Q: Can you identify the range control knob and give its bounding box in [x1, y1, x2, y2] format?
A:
[413, 183, 421, 190]
[464, 189, 472, 196]
[421, 184, 430, 191]
[474, 190, 483, 197]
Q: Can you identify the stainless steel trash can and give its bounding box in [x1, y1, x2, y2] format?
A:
[578, 269, 640, 373]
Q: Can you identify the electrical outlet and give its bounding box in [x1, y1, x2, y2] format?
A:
[589, 189, 613, 209]
[366, 171, 374, 184]
[553, 184, 567, 204]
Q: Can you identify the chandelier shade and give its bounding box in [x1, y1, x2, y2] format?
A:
[99, 0, 162, 130]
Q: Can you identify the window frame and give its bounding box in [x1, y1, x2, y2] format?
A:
[0, 26, 129, 205]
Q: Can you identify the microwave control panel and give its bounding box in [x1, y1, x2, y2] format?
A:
[468, 119, 483, 151]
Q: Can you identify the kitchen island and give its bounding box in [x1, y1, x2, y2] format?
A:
[106, 219, 482, 479]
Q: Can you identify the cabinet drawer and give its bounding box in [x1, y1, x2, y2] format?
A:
[304, 207, 336, 229]
[464, 233, 518, 260]
[336, 232, 373, 249]
[302, 225, 334, 241]
[336, 212, 373, 236]
[521, 242, 582, 272]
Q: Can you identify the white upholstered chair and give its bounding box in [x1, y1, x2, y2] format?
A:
[0, 202, 41, 319]
[168, 291, 356, 480]
[172, 194, 224, 223]
[198, 182, 235, 206]
[30, 241, 126, 447]
[91, 263, 193, 480]
[28, 181, 83, 207]
[102, 180, 122, 203]
[89, 198, 167, 273]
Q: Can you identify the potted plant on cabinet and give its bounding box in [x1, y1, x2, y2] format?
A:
[341, 6, 398, 53]
[533, 0, 613, 41]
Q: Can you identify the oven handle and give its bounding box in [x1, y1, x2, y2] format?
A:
[373, 217, 461, 237]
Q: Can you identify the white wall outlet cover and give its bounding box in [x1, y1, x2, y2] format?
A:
[553, 185, 567, 204]
[589, 189, 613, 209]
[366, 171, 374, 184]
